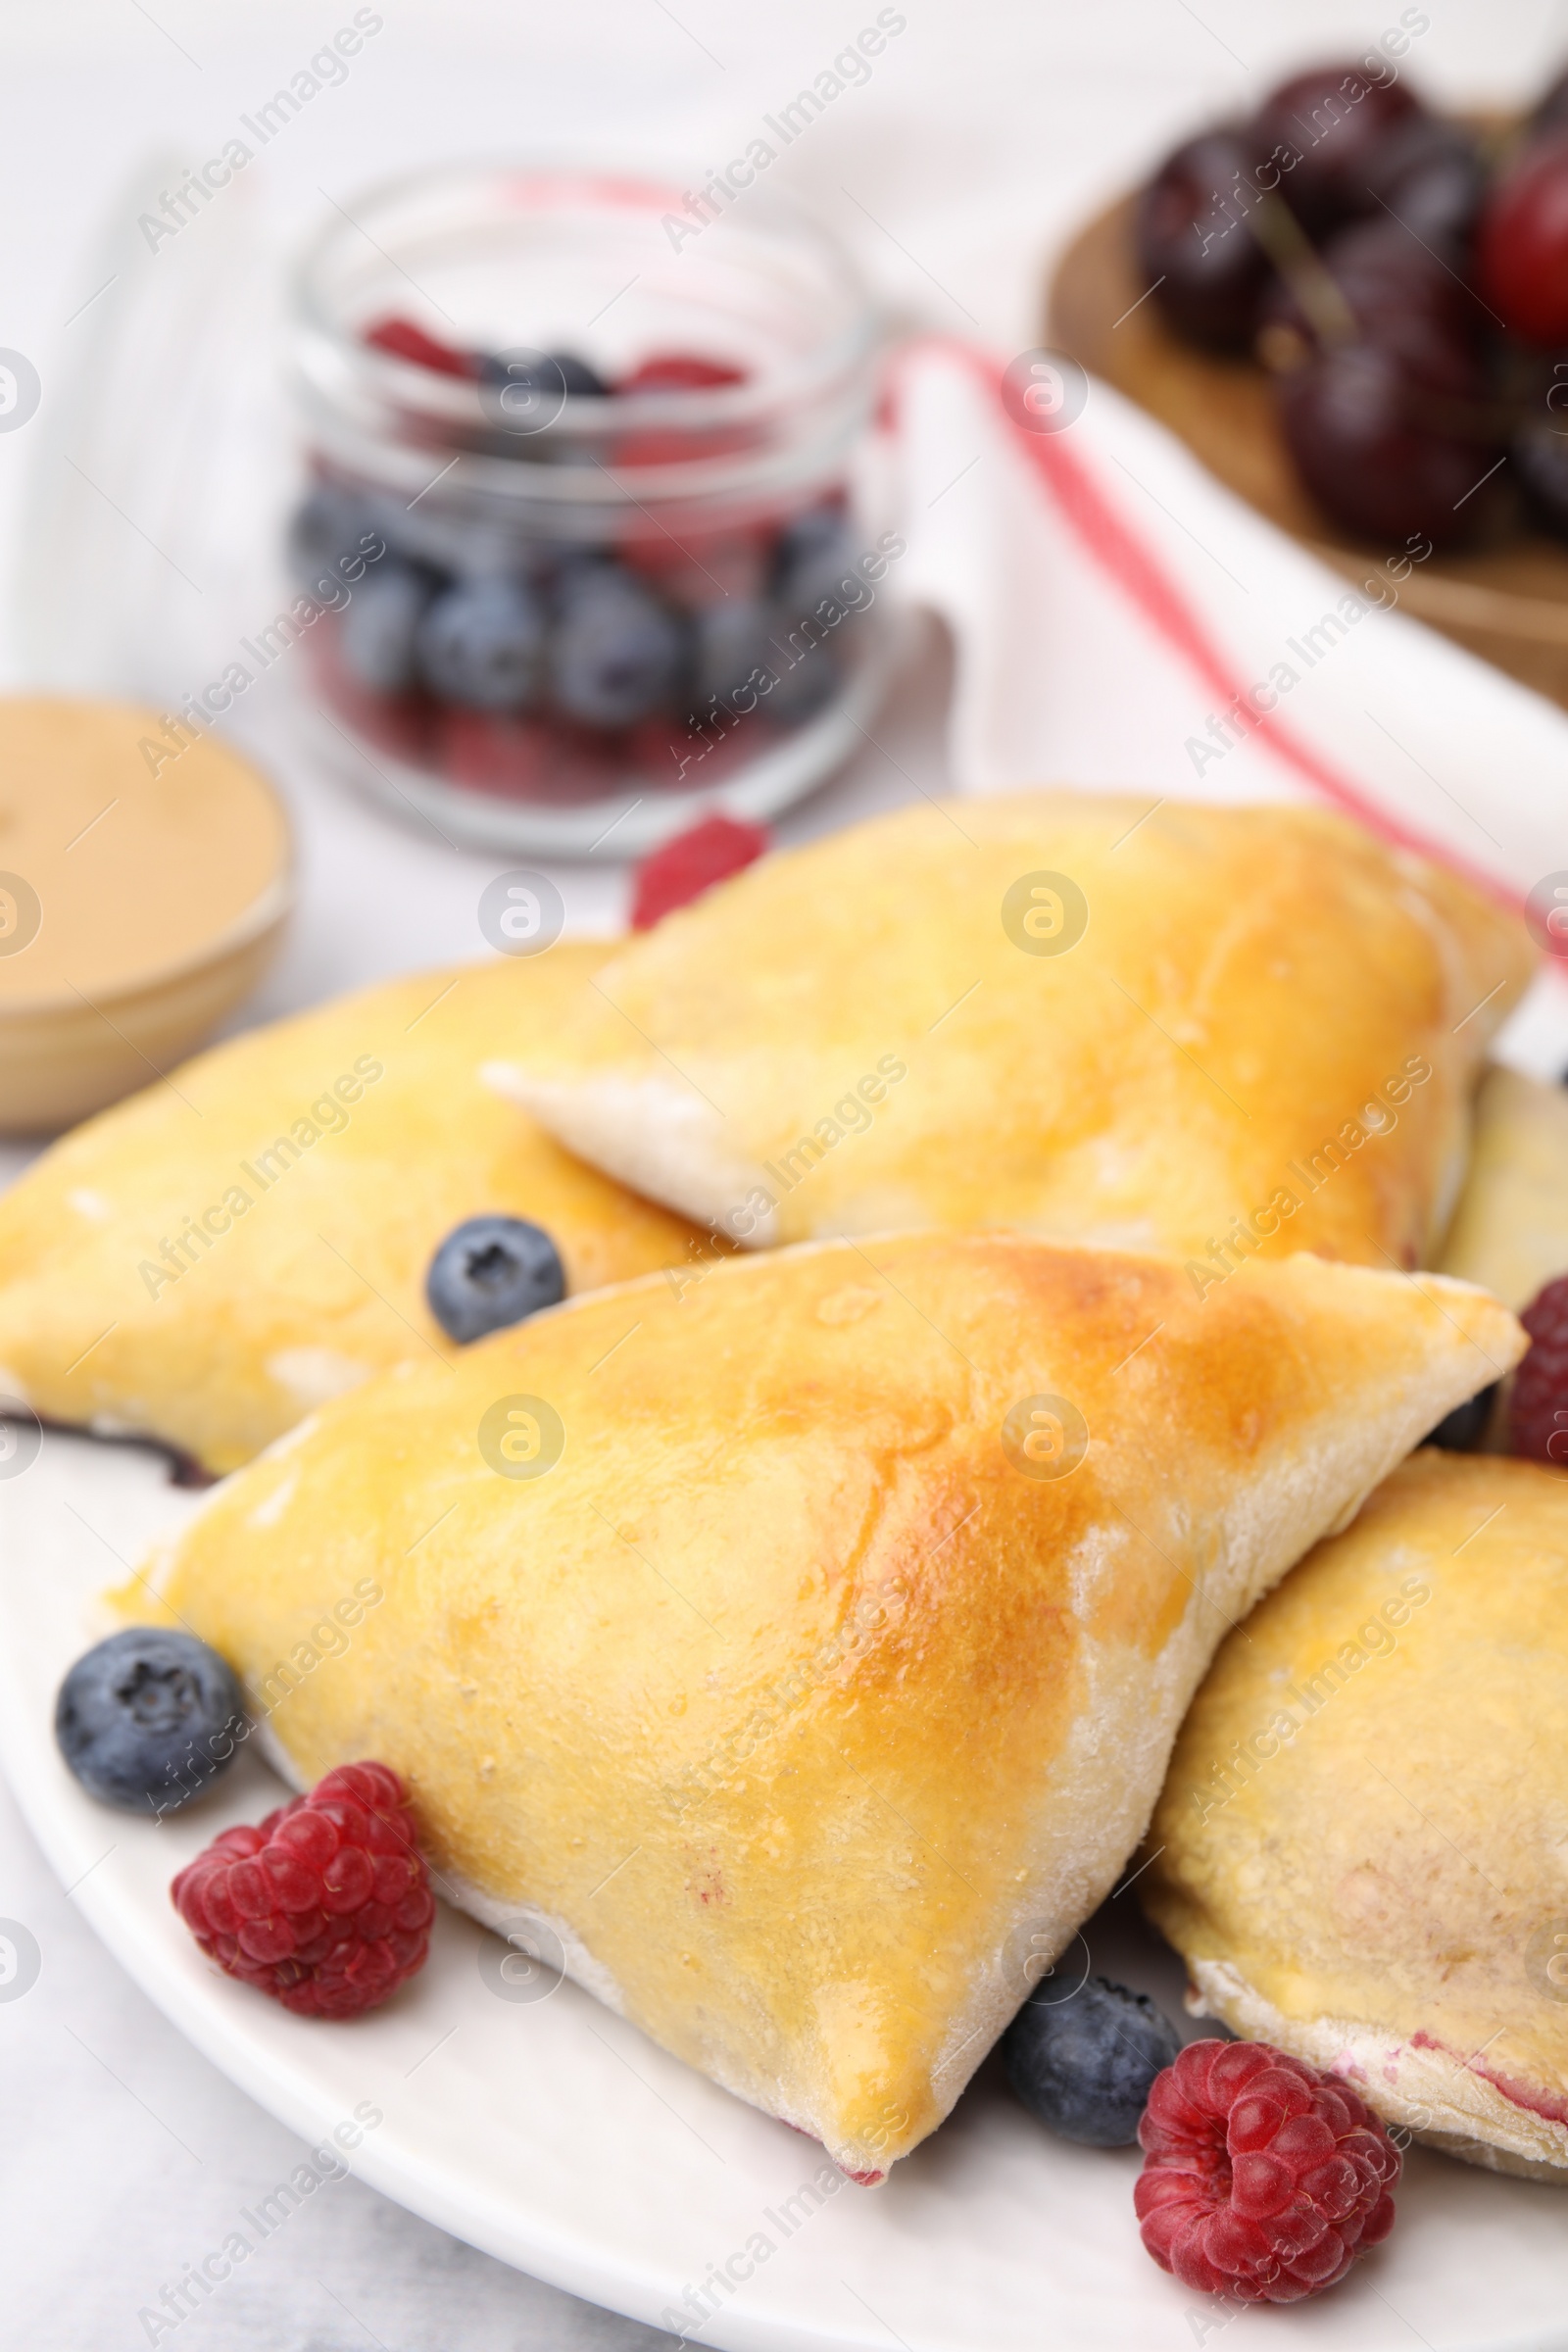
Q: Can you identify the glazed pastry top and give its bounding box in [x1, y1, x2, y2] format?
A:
[147, 1231, 1522, 2177]
[490, 793, 1533, 1266]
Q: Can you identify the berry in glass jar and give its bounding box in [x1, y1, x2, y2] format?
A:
[619, 352, 748, 392]
[364, 314, 475, 377]
[290, 168, 884, 846]
[550, 566, 690, 729]
[772, 501, 858, 627]
[617, 524, 767, 613]
[312, 625, 433, 766]
[338, 561, 432, 695]
[472, 346, 610, 401]
[439, 707, 623, 805]
[438, 708, 552, 801]
[765, 634, 842, 723]
[289, 480, 380, 595]
[417, 576, 548, 711]
[692, 598, 774, 710]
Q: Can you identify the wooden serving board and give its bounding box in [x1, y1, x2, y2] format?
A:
[1048, 191, 1568, 710]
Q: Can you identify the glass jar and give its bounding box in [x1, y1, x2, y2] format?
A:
[286, 165, 895, 855]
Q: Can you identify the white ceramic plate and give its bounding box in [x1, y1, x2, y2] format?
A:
[3, 1432, 1567, 2350]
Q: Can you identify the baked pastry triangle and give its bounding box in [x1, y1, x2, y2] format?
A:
[147, 1232, 1522, 2177]
[1143, 1451, 1568, 2182]
[0, 947, 702, 1474]
[487, 794, 1532, 1270]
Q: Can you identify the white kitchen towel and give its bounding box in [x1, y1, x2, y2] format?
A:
[892, 333, 1568, 917]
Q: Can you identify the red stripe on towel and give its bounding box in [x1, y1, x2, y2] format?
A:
[898, 337, 1527, 920]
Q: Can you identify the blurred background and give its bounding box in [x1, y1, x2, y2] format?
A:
[4, 0, 1565, 1041]
[8, 0, 1568, 496]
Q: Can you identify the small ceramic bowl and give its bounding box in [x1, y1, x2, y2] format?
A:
[0, 699, 292, 1133]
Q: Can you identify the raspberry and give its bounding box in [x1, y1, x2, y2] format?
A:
[1509, 1274, 1568, 1463]
[1135, 2040, 1400, 2304]
[619, 354, 748, 393]
[363, 315, 476, 379]
[172, 1762, 434, 2019]
[630, 813, 768, 930]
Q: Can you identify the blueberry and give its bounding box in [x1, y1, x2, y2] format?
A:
[1360, 116, 1486, 251]
[762, 633, 842, 724]
[473, 349, 608, 399]
[692, 598, 773, 710]
[1002, 1974, 1181, 2146]
[549, 546, 619, 598]
[773, 504, 858, 628]
[338, 562, 432, 693]
[773, 500, 852, 577]
[426, 1215, 565, 1343]
[55, 1629, 245, 1814]
[1425, 1382, 1498, 1451]
[418, 577, 546, 710]
[544, 351, 610, 398]
[475, 349, 610, 430]
[551, 567, 689, 727]
[288, 482, 379, 594]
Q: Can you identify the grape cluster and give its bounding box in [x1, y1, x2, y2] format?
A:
[1136, 58, 1568, 548]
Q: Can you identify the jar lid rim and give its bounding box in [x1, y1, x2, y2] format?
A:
[291, 158, 882, 434]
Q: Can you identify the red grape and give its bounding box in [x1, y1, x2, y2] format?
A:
[1251, 62, 1424, 234]
[1277, 334, 1501, 547]
[1137, 127, 1272, 349]
[1359, 115, 1486, 247]
[1477, 135, 1568, 347]
[1258, 217, 1484, 364]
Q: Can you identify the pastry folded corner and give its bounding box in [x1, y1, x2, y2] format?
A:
[146, 1234, 1522, 2177]
[484, 794, 1536, 1272]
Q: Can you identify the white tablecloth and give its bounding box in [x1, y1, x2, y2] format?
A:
[2, 4, 1564, 2344]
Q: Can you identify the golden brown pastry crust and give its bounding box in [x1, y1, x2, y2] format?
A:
[488, 794, 1534, 1270]
[0, 947, 702, 1473]
[1144, 1451, 1568, 2180]
[147, 1234, 1522, 2176]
